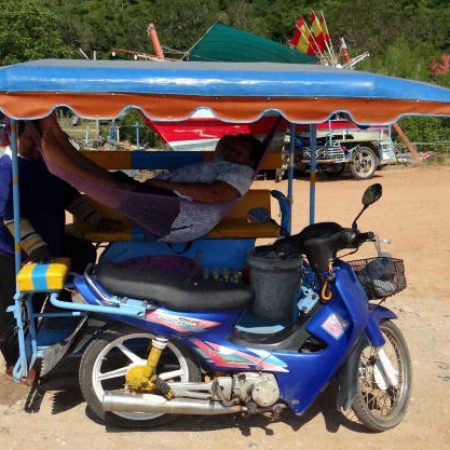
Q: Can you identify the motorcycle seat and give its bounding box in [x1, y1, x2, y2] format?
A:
[94, 263, 252, 312]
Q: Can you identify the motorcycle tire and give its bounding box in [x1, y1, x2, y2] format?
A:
[351, 320, 412, 432]
[350, 146, 379, 180]
[79, 324, 201, 428]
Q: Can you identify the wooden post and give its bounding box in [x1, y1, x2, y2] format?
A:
[393, 123, 421, 162]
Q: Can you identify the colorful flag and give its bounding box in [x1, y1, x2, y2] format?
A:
[310, 10, 327, 53]
[290, 17, 317, 57]
[319, 11, 331, 45]
[289, 19, 301, 47]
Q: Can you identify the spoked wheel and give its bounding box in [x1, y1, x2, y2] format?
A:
[350, 146, 378, 180]
[351, 320, 412, 431]
[79, 324, 200, 428]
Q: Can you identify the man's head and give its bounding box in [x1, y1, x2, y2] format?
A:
[0, 118, 41, 160]
[215, 134, 264, 169]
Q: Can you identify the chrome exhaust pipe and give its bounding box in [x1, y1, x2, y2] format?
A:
[103, 392, 244, 415]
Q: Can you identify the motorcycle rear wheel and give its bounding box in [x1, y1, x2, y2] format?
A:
[351, 320, 412, 432]
[79, 324, 200, 428]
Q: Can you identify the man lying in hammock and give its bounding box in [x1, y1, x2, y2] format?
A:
[35, 115, 265, 242]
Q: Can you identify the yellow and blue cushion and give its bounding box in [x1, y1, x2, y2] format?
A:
[16, 258, 71, 293]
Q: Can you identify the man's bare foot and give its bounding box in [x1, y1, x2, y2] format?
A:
[38, 112, 60, 133]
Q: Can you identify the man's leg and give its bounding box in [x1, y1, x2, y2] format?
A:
[36, 117, 178, 197]
[36, 117, 118, 186]
[0, 253, 19, 368]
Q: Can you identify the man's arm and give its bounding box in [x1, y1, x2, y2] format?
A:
[1, 154, 52, 262]
[146, 179, 241, 204]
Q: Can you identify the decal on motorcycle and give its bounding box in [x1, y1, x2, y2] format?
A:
[190, 338, 289, 373]
[145, 309, 220, 333]
[321, 312, 349, 340]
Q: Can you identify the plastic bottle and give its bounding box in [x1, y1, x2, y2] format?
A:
[212, 268, 220, 281]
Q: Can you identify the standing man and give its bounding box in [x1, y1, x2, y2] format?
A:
[0, 119, 106, 374]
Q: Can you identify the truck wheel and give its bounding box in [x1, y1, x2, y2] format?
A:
[351, 146, 378, 180]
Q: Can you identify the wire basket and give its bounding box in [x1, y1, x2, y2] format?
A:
[348, 257, 406, 300]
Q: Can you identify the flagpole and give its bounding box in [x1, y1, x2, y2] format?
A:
[307, 26, 328, 63]
[310, 10, 331, 65]
[320, 11, 338, 66]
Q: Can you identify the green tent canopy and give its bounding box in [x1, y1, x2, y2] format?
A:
[186, 22, 316, 64]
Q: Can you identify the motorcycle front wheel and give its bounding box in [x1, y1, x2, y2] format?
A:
[79, 324, 200, 428]
[351, 320, 412, 432]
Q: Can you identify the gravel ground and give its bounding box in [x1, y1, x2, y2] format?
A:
[0, 165, 449, 450]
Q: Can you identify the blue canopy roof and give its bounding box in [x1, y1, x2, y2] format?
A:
[1, 59, 450, 124]
[1, 59, 449, 101]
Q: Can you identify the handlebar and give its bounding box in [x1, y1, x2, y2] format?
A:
[351, 231, 375, 247]
[273, 227, 374, 257]
[257, 223, 377, 273]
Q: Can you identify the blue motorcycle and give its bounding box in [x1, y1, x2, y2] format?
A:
[57, 183, 411, 432]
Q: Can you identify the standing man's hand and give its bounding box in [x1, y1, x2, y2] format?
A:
[27, 245, 53, 263]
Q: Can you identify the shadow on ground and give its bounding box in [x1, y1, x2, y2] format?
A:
[19, 370, 369, 437]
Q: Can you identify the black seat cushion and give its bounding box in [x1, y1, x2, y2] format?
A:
[95, 263, 252, 312]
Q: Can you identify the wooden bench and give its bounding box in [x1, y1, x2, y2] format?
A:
[78, 150, 282, 172]
[65, 150, 282, 242]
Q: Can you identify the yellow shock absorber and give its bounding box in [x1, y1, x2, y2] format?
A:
[144, 337, 167, 379]
[126, 336, 168, 392]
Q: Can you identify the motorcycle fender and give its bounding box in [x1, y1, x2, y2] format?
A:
[369, 304, 397, 323]
[69, 315, 113, 356]
[336, 306, 397, 412]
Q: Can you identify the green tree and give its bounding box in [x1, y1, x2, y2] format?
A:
[0, 0, 75, 65]
[117, 109, 161, 147]
[2, 0, 450, 144]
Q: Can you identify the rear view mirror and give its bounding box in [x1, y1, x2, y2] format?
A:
[362, 184, 382, 207]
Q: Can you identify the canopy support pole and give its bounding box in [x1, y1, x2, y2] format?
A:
[10, 120, 22, 273]
[309, 124, 317, 224]
[287, 124, 296, 235]
[9, 120, 30, 381]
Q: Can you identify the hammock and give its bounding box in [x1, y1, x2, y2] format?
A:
[34, 118, 282, 242]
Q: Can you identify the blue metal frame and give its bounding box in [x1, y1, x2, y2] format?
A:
[287, 125, 296, 234]
[309, 124, 317, 224]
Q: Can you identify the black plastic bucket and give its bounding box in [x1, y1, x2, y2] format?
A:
[247, 248, 302, 322]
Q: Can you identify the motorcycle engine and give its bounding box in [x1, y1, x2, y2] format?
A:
[232, 373, 280, 407]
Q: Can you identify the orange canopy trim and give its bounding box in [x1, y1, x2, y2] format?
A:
[2, 92, 450, 125]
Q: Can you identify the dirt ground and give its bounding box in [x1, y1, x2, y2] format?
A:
[0, 165, 449, 450]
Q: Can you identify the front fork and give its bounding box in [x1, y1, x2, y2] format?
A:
[365, 315, 398, 388]
[337, 308, 397, 411]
